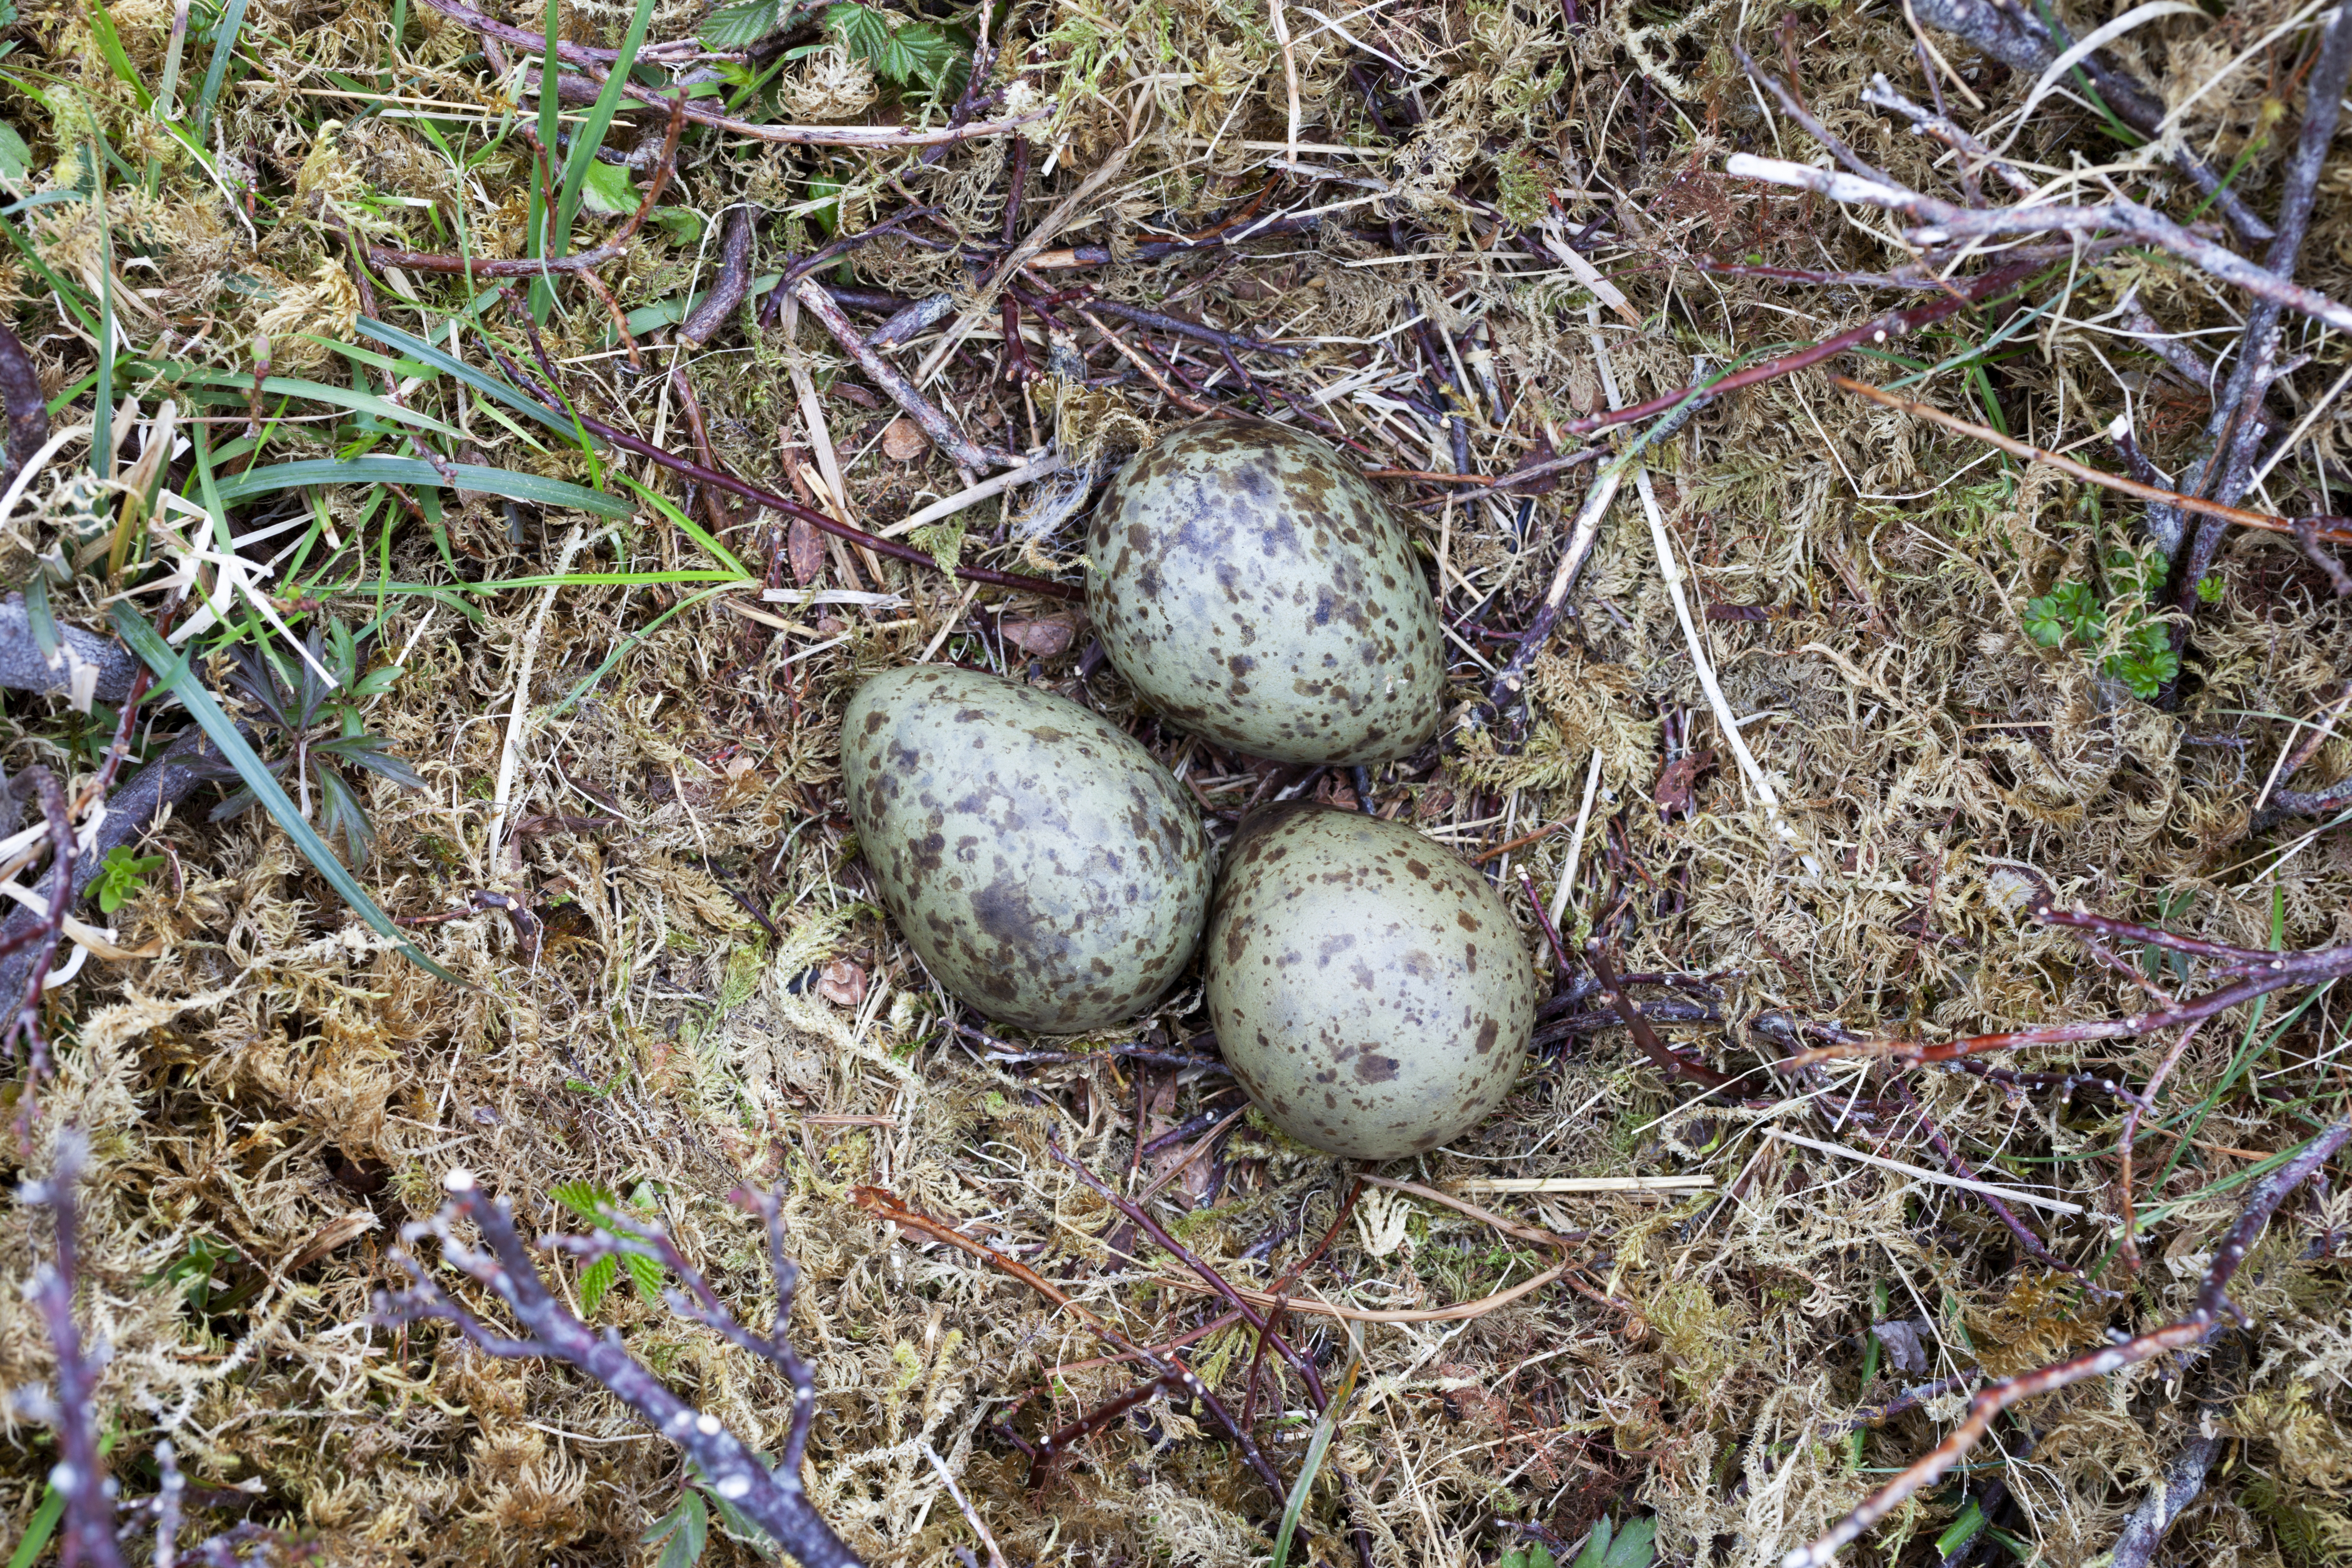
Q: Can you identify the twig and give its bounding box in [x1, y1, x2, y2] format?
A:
[2174, 3, 2352, 604]
[1888, 1081, 2082, 1276]
[1081, 297, 1300, 358]
[1762, 1128, 2085, 1216]
[0, 322, 52, 488]
[1580, 929, 1738, 1092]
[678, 205, 756, 346]
[850, 1185, 1291, 1501]
[482, 342, 1078, 598]
[790, 277, 992, 470]
[1050, 1141, 1327, 1408]
[1782, 1119, 2349, 1568]
[1558, 262, 2037, 436]
[17, 1131, 124, 1568]
[1832, 377, 2352, 545]
[377, 1172, 862, 1568]
[1726, 155, 2352, 339]
[1903, 0, 2275, 243]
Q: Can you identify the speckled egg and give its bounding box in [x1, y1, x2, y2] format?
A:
[841, 665, 1212, 1033]
[1204, 804, 1534, 1160]
[1086, 418, 1444, 765]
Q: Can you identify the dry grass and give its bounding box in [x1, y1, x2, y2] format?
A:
[1, 0, 2350, 1564]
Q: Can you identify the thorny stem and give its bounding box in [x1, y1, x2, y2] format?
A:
[1784, 1119, 2350, 1568]
[377, 1172, 862, 1568]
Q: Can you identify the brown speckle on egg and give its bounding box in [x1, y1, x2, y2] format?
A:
[842, 666, 1212, 1033]
[1204, 804, 1535, 1160]
[1085, 417, 1444, 764]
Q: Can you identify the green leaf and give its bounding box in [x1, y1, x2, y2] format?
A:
[699, 0, 788, 48]
[1599, 1517, 1655, 1568]
[153, 367, 468, 441]
[107, 604, 465, 987]
[210, 457, 631, 518]
[579, 1253, 619, 1314]
[7, 1485, 61, 1568]
[550, 1179, 621, 1221]
[0, 123, 31, 191]
[93, 846, 165, 914]
[643, 1490, 708, 1568]
[579, 160, 639, 217]
[623, 1249, 666, 1303]
[2021, 593, 2069, 648]
[1268, 1354, 1360, 1568]
[652, 207, 705, 245]
[1499, 1545, 1554, 1568]
[354, 317, 582, 441]
[1934, 1499, 1988, 1559]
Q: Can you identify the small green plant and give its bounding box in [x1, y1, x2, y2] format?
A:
[792, 3, 972, 98]
[200, 619, 421, 866]
[549, 1179, 665, 1313]
[92, 845, 165, 914]
[2021, 544, 2180, 700]
[1498, 1515, 1657, 1568]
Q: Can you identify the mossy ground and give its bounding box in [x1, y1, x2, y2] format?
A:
[1, 0, 2349, 1563]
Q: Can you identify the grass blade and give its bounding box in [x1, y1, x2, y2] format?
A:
[354, 317, 580, 438]
[552, 0, 663, 261]
[1268, 1355, 1361, 1568]
[211, 456, 631, 517]
[108, 604, 464, 986]
[194, 0, 249, 142]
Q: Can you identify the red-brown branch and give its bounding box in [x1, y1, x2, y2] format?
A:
[1783, 1119, 2349, 1567]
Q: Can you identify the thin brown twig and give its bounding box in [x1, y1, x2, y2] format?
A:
[1783, 1119, 2349, 1568]
[1833, 377, 2352, 545]
[850, 1185, 1291, 1501]
[791, 277, 992, 470]
[480, 341, 1077, 599]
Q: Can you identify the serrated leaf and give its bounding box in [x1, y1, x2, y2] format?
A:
[550, 1180, 620, 1222]
[644, 1490, 708, 1568]
[699, 0, 786, 48]
[580, 160, 639, 217]
[1600, 1517, 1655, 1568]
[623, 1249, 665, 1303]
[579, 1253, 618, 1314]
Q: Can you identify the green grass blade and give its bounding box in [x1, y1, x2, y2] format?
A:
[108, 605, 465, 986]
[7, 1485, 62, 1568]
[622, 475, 747, 575]
[154, 367, 469, 441]
[354, 317, 578, 438]
[194, 0, 249, 141]
[1268, 1356, 1360, 1568]
[550, 583, 736, 716]
[552, 0, 663, 260]
[85, 4, 155, 110]
[211, 456, 630, 517]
